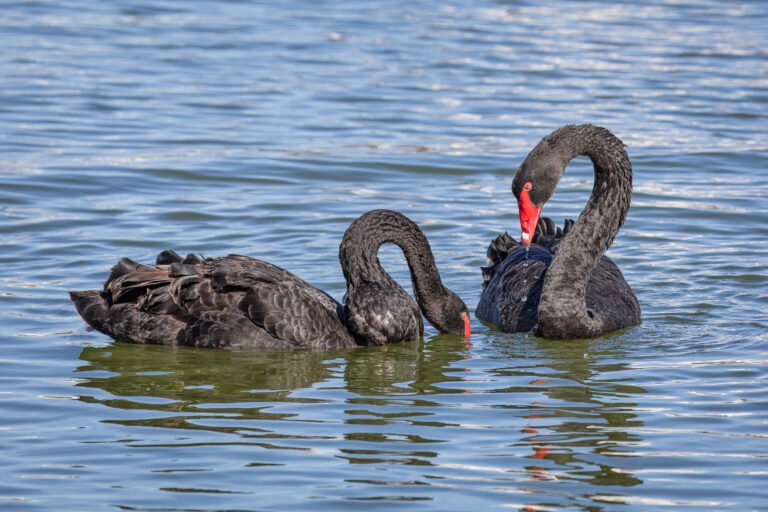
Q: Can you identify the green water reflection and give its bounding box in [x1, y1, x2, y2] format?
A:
[493, 338, 646, 491]
[75, 335, 647, 507]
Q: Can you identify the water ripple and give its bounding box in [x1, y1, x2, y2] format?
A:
[1, 0, 767, 510]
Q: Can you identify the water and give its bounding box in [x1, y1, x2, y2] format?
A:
[1, 1, 767, 510]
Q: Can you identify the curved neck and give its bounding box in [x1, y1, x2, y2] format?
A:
[538, 125, 633, 337]
[339, 209, 448, 323]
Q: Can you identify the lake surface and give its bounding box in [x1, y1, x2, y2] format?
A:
[1, 1, 767, 510]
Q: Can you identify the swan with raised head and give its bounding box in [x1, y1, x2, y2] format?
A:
[477, 124, 640, 339]
[71, 209, 470, 349]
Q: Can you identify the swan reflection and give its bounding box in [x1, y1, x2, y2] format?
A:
[76, 333, 645, 507]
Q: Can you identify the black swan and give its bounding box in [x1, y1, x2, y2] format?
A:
[476, 124, 640, 339]
[70, 209, 470, 349]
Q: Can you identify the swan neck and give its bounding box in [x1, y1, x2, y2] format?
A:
[339, 210, 447, 314]
[538, 125, 633, 338]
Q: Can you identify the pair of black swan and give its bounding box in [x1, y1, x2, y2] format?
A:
[71, 124, 640, 345]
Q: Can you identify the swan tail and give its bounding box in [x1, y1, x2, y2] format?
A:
[70, 290, 109, 331]
[96, 303, 185, 345]
[72, 254, 194, 341]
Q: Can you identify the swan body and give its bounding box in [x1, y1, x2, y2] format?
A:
[477, 124, 640, 339]
[71, 209, 470, 349]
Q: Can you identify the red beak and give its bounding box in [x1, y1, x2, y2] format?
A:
[518, 187, 541, 247]
[461, 311, 471, 338]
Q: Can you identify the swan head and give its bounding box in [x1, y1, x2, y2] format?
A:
[512, 138, 568, 246]
[425, 290, 471, 338]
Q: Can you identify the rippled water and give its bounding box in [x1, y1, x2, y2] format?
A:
[2, 1, 767, 510]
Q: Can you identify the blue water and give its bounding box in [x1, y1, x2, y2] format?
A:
[2, 1, 767, 510]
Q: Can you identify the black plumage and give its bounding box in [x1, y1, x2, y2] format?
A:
[477, 124, 641, 339]
[71, 210, 470, 349]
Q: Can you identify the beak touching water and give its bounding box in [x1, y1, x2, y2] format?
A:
[518, 186, 542, 247]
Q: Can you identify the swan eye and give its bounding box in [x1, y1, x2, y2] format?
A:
[523, 182, 532, 191]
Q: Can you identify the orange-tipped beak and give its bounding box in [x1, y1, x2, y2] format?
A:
[461, 311, 471, 337]
[518, 187, 541, 247]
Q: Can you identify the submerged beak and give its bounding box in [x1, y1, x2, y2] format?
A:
[461, 311, 471, 338]
[518, 188, 541, 247]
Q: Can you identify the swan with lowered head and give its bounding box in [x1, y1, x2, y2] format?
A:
[71, 209, 470, 349]
[477, 124, 640, 339]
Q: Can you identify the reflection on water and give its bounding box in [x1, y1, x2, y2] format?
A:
[77, 345, 343, 432]
[488, 338, 646, 496]
[75, 336, 648, 508]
